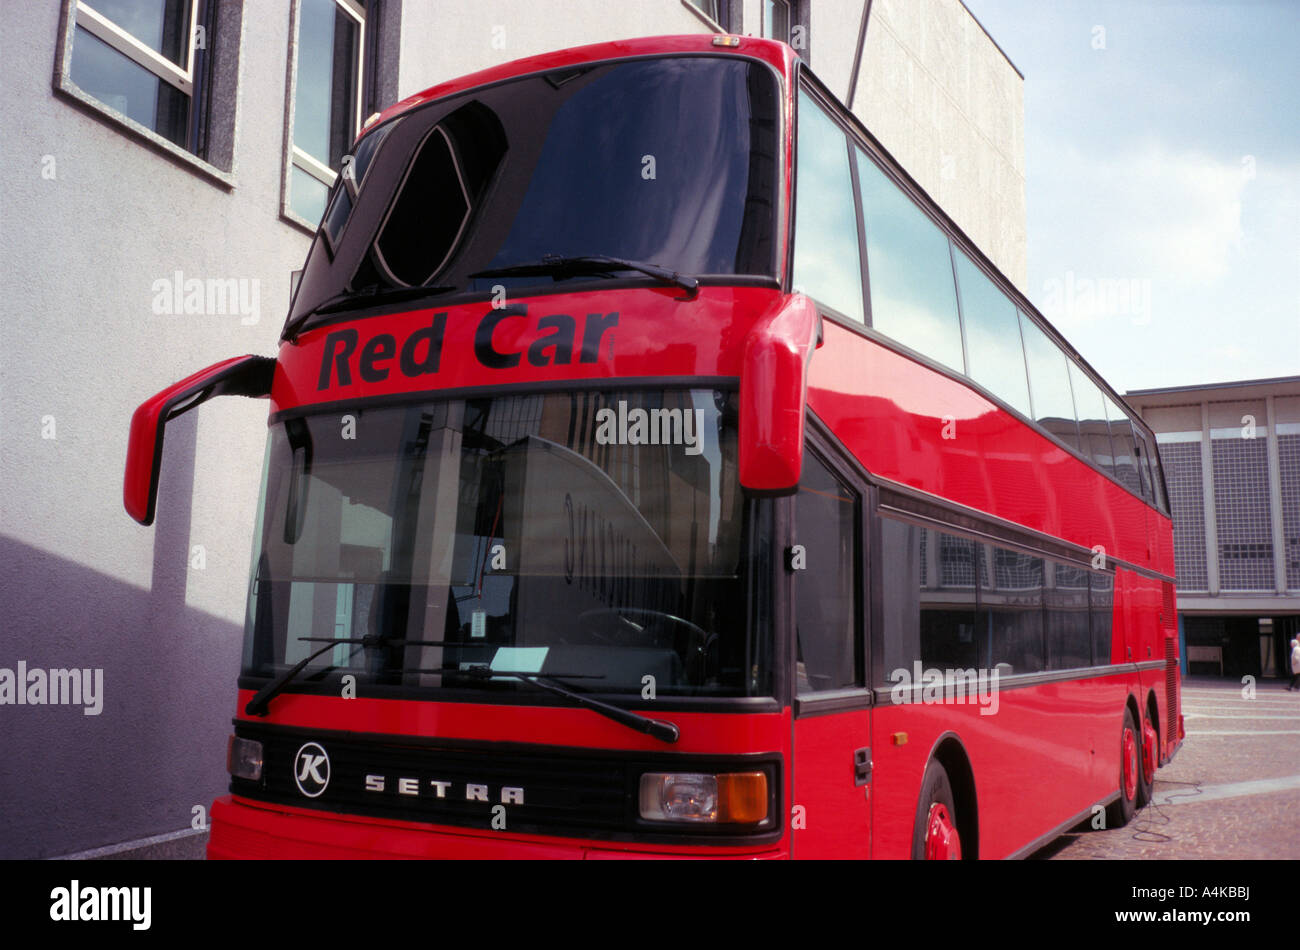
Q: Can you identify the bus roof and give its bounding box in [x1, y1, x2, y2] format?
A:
[363, 34, 793, 136]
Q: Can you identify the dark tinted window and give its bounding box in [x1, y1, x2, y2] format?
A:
[1132, 424, 1155, 502]
[1070, 361, 1116, 479]
[485, 58, 777, 277]
[1020, 312, 1081, 453]
[375, 126, 474, 285]
[1046, 563, 1092, 669]
[921, 533, 981, 669]
[243, 389, 772, 699]
[352, 119, 397, 186]
[287, 57, 779, 330]
[1136, 428, 1168, 511]
[1090, 570, 1115, 664]
[1105, 396, 1143, 496]
[982, 546, 1044, 674]
[879, 517, 920, 681]
[794, 454, 860, 693]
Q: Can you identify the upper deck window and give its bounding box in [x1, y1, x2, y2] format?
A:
[857, 149, 964, 374]
[953, 246, 1032, 418]
[287, 55, 780, 331]
[792, 91, 863, 324]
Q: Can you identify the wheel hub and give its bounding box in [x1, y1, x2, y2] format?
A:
[1142, 717, 1158, 780]
[924, 802, 961, 860]
[1122, 727, 1138, 801]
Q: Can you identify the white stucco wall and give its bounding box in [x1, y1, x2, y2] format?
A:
[850, 0, 1027, 288]
[0, 2, 310, 858]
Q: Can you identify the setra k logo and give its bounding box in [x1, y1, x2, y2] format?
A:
[293, 742, 331, 798]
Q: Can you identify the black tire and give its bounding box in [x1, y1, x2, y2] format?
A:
[911, 761, 962, 860]
[1105, 707, 1139, 828]
[1136, 708, 1156, 807]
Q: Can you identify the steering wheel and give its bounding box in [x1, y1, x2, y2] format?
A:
[575, 608, 717, 679]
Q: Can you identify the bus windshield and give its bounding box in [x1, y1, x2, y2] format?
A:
[286, 55, 780, 335]
[241, 389, 774, 700]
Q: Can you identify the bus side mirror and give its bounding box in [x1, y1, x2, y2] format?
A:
[739, 294, 822, 494]
[124, 355, 276, 526]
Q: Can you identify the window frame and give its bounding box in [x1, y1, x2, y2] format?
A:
[762, 0, 792, 42]
[870, 508, 1122, 691]
[680, 0, 738, 31]
[282, 0, 369, 232]
[791, 83, 866, 326]
[791, 425, 873, 717]
[53, 0, 237, 185]
[75, 0, 201, 95]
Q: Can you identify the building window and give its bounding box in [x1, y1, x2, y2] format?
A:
[286, 0, 366, 227]
[1211, 433, 1275, 591]
[683, 0, 732, 29]
[1156, 433, 1209, 591]
[1279, 432, 1300, 590]
[762, 0, 791, 42]
[761, 0, 807, 59]
[55, 0, 238, 180]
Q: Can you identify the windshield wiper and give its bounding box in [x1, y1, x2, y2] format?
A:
[470, 255, 699, 300]
[246, 640, 680, 743]
[244, 635, 386, 717]
[458, 664, 680, 744]
[282, 283, 457, 340]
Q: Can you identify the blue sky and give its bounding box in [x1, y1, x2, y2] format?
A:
[959, 0, 1299, 392]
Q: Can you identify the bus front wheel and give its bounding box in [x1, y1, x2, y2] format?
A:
[911, 761, 962, 860]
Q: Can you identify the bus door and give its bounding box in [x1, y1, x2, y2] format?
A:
[789, 443, 872, 858]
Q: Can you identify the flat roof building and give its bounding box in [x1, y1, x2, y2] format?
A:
[1127, 377, 1300, 681]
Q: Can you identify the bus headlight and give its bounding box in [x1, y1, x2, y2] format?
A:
[638, 771, 767, 823]
[227, 736, 263, 781]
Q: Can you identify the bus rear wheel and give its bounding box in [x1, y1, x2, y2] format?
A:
[1105, 708, 1140, 828]
[1137, 710, 1157, 807]
[911, 761, 962, 860]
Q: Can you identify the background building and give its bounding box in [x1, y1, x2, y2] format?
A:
[1127, 377, 1300, 681]
[0, 0, 1024, 857]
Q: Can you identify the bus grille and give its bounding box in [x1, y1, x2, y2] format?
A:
[1160, 581, 1176, 629]
[1164, 638, 1179, 749]
[230, 723, 778, 842]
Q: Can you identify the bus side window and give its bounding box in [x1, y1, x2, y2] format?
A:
[1020, 311, 1083, 455]
[923, 533, 981, 670]
[1069, 360, 1117, 481]
[878, 522, 979, 679]
[856, 149, 964, 372]
[793, 453, 860, 693]
[1105, 395, 1143, 497]
[878, 517, 921, 681]
[982, 545, 1045, 675]
[1090, 570, 1115, 664]
[1045, 563, 1092, 670]
[792, 90, 864, 324]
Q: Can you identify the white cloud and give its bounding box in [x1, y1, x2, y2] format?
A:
[1037, 143, 1253, 290]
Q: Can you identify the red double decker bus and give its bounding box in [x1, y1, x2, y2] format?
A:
[125, 34, 1182, 859]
